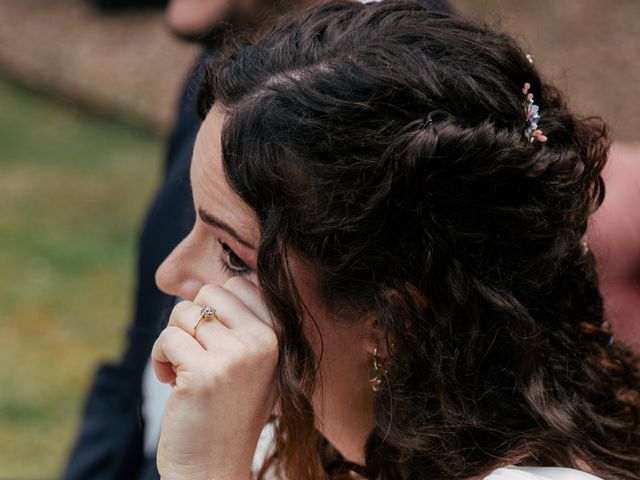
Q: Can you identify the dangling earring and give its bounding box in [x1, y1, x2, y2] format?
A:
[368, 347, 386, 392]
[581, 240, 590, 256]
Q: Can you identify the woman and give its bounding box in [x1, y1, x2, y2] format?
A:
[151, 1, 640, 478]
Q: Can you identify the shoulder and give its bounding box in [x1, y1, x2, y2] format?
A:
[484, 466, 604, 480]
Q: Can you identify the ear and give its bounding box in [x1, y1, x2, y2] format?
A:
[362, 312, 382, 357]
[362, 282, 427, 359]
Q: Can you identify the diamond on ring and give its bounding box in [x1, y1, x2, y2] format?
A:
[192, 305, 217, 337]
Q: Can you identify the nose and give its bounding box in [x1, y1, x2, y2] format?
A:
[156, 229, 207, 301]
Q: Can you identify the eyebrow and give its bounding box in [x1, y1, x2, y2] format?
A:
[198, 208, 256, 250]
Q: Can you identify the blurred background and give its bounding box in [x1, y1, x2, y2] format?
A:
[0, 0, 638, 478]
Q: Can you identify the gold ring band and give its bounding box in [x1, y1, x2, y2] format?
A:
[192, 305, 217, 337]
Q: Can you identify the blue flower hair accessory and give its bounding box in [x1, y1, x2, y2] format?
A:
[522, 82, 547, 144]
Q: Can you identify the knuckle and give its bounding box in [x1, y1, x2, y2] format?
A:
[233, 332, 278, 369]
[224, 276, 250, 291]
[174, 299, 192, 312]
[196, 337, 278, 387]
[221, 341, 254, 373]
[157, 326, 178, 347]
[199, 354, 247, 391]
[197, 284, 223, 302]
[230, 340, 252, 363]
[255, 328, 279, 356]
[265, 331, 279, 353]
[168, 300, 192, 325]
[158, 326, 174, 342]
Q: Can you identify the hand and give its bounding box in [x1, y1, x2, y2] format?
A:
[151, 277, 278, 480]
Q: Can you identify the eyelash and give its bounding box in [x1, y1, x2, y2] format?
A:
[218, 240, 251, 277]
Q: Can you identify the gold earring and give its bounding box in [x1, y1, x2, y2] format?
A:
[581, 240, 590, 256]
[368, 347, 386, 392]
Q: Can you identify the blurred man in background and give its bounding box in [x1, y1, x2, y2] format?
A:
[61, 1, 453, 480]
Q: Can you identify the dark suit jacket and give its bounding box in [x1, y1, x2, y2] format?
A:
[61, 56, 204, 480]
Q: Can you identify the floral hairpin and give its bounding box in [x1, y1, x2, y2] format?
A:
[522, 82, 547, 143]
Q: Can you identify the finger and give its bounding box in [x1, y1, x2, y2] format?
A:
[167, 300, 201, 328]
[151, 326, 204, 384]
[193, 284, 265, 330]
[168, 300, 212, 332]
[193, 283, 277, 353]
[167, 300, 229, 351]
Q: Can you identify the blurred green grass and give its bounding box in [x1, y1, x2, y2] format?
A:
[0, 79, 162, 478]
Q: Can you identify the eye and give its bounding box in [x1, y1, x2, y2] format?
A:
[218, 240, 250, 277]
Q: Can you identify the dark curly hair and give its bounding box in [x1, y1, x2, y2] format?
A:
[197, 1, 640, 478]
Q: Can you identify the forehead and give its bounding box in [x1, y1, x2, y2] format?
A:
[191, 104, 259, 245]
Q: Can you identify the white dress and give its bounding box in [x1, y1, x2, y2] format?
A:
[485, 466, 603, 480]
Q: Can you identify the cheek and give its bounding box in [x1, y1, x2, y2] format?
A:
[297, 303, 371, 408]
[287, 256, 371, 406]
